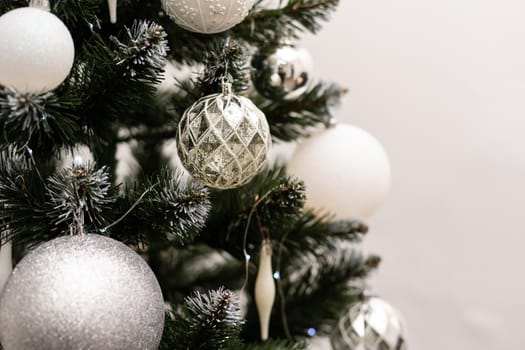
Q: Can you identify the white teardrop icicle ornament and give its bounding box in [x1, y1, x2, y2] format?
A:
[254, 240, 275, 341]
[108, 0, 117, 23]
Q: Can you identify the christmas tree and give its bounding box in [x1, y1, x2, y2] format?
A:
[0, 0, 406, 349]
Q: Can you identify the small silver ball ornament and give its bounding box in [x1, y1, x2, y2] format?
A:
[0, 234, 165, 350]
[161, 0, 252, 34]
[177, 84, 271, 189]
[251, 45, 314, 100]
[331, 297, 407, 350]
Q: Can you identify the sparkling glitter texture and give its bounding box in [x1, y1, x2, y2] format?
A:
[0, 7, 74, 93]
[0, 234, 165, 350]
[331, 297, 407, 350]
[161, 0, 251, 34]
[177, 88, 271, 189]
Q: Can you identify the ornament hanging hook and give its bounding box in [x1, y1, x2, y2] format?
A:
[221, 77, 233, 96]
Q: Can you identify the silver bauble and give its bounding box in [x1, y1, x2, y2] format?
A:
[0, 234, 165, 350]
[177, 85, 271, 189]
[331, 297, 407, 350]
[161, 0, 251, 34]
[251, 45, 314, 100]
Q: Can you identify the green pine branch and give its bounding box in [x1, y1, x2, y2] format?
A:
[104, 167, 211, 246]
[0, 88, 83, 151]
[258, 82, 346, 142]
[235, 0, 340, 46]
[199, 167, 305, 260]
[160, 288, 244, 350]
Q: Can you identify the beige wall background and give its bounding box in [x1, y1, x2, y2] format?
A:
[300, 0, 525, 348]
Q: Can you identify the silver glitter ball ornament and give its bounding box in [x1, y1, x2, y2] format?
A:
[161, 0, 252, 34]
[177, 84, 271, 189]
[331, 297, 407, 350]
[252, 45, 314, 100]
[0, 234, 165, 350]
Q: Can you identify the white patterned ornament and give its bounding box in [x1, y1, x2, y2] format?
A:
[288, 123, 391, 219]
[331, 297, 407, 350]
[0, 234, 165, 350]
[177, 83, 271, 189]
[0, 6, 74, 93]
[161, 0, 252, 34]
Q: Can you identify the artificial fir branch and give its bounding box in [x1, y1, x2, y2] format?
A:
[153, 245, 245, 303]
[236, 0, 340, 46]
[112, 20, 169, 79]
[200, 167, 306, 260]
[239, 339, 308, 350]
[52, 0, 103, 30]
[109, 167, 211, 246]
[0, 88, 82, 150]
[259, 82, 346, 142]
[280, 212, 368, 259]
[282, 248, 380, 335]
[45, 162, 115, 235]
[160, 288, 244, 350]
[71, 19, 168, 153]
[199, 38, 250, 95]
[0, 147, 46, 246]
[0, 0, 24, 14]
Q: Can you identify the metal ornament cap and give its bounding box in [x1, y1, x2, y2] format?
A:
[0, 234, 165, 350]
[177, 91, 272, 189]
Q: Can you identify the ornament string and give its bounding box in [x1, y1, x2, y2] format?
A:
[100, 183, 158, 233]
[25, 146, 44, 183]
[240, 189, 274, 292]
[275, 229, 292, 340]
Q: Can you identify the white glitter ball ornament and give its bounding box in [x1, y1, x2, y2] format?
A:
[0, 7, 75, 93]
[177, 84, 271, 189]
[161, 0, 252, 34]
[288, 123, 391, 219]
[331, 297, 407, 350]
[0, 234, 165, 350]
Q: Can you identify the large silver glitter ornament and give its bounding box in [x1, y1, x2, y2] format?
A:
[177, 83, 271, 189]
[331, 297, 407, 350]
[161, 0, 251, 34]
[251, 45, 314, 100]
[0, 234, 165, 350]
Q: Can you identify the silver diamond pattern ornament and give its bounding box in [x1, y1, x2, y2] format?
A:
[0, 234, 165, 350]
[331, 297, 407, 350]
[161, 0, 252, 34]
[177, 84, 271, 189]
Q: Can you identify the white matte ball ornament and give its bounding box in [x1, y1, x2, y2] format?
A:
[161, 0, 252, 34]
[0, 7, 75, 93]
[0, 234, 165, 350]
[288, 123, 391, 219]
